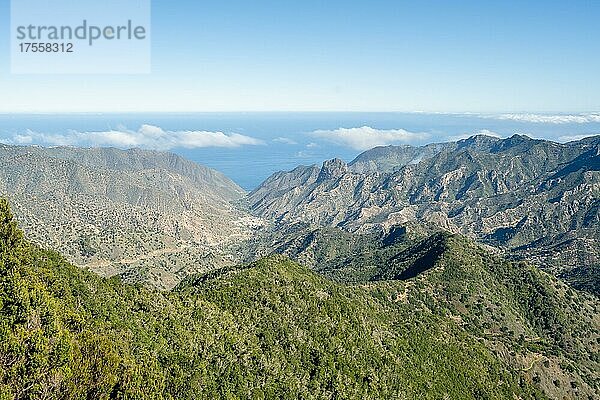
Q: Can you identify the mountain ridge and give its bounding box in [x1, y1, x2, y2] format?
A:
[248, 134, 600, 293]
[2, 198, 598, 398]
[0, 144, 259, 289]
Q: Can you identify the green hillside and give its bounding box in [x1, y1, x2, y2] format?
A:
[1, 198, 597, 398]
[374, 232, 600, 398]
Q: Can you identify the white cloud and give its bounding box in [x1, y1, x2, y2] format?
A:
[273, 137, 297, 145]
[311, 126, 429, 150]
[475, 129, 502, 138]
[3, 125, 264, 150]
[449, 129, 503, 141]
[295, 150, 312, 158]
[557, 133, 600, 143]
[13, 134, 34, 144]
[485, 113, 600, 124]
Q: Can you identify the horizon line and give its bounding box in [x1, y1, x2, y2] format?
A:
[1, 110, 600, 115]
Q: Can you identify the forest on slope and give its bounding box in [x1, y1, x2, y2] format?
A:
[1, 198, 598, 399]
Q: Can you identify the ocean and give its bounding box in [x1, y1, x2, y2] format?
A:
[1, 112, 599, 191]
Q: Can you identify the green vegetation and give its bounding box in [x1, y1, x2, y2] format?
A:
[2, 198, 599, 399]
[393, 234, 600, 397]
[262, 226, 600, 397]
[0, 198, 551, 399]
[256, 223, 435, 283]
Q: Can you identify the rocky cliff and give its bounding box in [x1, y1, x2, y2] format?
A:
[248, 134, 600, 293]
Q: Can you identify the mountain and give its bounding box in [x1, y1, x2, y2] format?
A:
[348, 142, 452, 174]
[2, 198, 598, 398]
[248, 134, 600, 293]
[5, 135, 598, 293]
[0, 144, 245, 201]
[0, 144, 261, 289]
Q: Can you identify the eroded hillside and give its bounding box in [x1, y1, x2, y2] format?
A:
[248, 134, 600, 294]
[0, 144, 264, 289]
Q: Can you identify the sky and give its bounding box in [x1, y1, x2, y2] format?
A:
[0, 0, 599, 113]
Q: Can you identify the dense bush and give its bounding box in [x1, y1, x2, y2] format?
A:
[0, 198, 545, 399]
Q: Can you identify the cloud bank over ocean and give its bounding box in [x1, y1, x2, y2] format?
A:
[311, 126, 429, 150]
[557, 133, 600, 142]
[484, 113, 600, 124]
[1, 113, 598, 190]
[4, 124, 264, 150]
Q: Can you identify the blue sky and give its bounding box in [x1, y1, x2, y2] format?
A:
[0, 0, 599, 112]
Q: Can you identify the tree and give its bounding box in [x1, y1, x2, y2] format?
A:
[0, 198, 23, 253]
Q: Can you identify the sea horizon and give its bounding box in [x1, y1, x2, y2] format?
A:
[1, 111, 599, 190]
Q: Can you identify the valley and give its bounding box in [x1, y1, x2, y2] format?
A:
[1, 134, 599, 398]
[1, 199, 598, 398]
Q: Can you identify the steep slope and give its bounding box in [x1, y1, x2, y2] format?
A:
[244, 222, 437, 283]
[348, 142, 452, 174]
[0, 144, 245, 201]
[257, 225, 600, 397]
[0, 144, 260, 289]
[3, 199, 599, 398]
[248, 134, 600, 293]
[376, 232, 600, 399]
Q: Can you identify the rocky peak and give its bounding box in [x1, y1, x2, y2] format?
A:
[317, 158, 348, 182]
[455, 135, 500, 153]
[495, 133, 534, 149]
